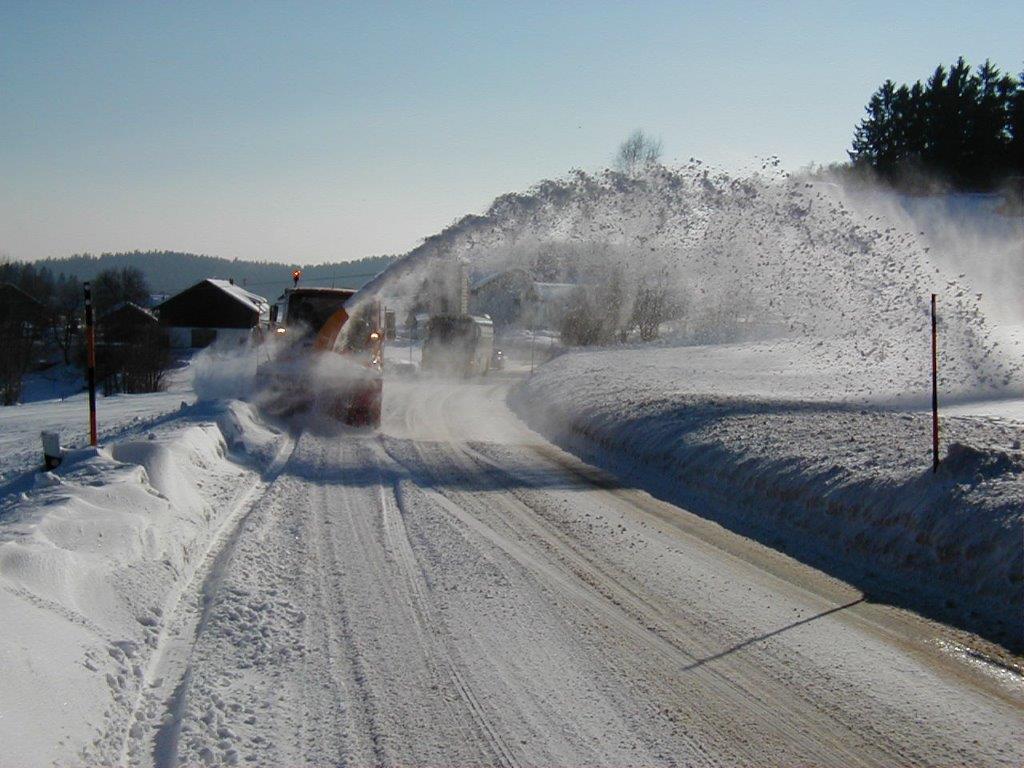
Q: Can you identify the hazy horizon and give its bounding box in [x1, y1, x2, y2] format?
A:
[3, 1, 1022, 265]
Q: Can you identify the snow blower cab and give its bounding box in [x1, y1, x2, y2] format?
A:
[261, 287, 384, 427]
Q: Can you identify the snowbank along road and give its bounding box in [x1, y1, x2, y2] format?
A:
[99, 375, 1022, 767]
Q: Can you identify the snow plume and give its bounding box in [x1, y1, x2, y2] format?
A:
[351, 161, 1021, 401]
[192, 334, 266, 402]
[249, 341, 381, 430]
[835, 186, 1024, 326]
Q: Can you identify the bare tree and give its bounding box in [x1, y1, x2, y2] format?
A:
[95, 321, 170, 395]
[615, 129, 663, 175]
[631, 282, 688, 341]
[49, 276, 83, 365]
[559, 265, 634, 346]
[92, 266, 151, 313]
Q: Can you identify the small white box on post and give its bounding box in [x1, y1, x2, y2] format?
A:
[41, 431, 63, 470]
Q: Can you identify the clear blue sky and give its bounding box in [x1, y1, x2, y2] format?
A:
[2, 1, 1022, 264]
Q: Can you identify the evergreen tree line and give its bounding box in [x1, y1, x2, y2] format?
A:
[849, 57, 1024, 190]
[30, 250, 398, 296]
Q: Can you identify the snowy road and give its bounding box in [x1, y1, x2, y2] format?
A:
[112, 376, 1023, 767]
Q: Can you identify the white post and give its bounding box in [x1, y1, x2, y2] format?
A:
[41, 431, 62, 470]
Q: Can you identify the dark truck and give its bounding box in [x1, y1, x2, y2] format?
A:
[421, 314, 494, 377]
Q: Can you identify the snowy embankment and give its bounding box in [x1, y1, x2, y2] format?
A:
[0, 398, 284, 766]
[511, 342, 1023, 650]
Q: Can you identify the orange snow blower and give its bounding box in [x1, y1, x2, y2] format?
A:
[259, 287, 383, 427]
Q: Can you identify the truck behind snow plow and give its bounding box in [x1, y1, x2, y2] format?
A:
[257, 287, 384, 427]
[421, 314, 494, 377]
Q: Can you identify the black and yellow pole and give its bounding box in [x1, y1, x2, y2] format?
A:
[84, 282, 98, 446]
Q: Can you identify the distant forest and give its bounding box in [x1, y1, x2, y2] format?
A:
[9, 250, 399, 300]
[847, 58, 1024, 191]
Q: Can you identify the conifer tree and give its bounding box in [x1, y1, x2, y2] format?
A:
[849, 58, 1022, 190]
[1009, 70, 1024, 174]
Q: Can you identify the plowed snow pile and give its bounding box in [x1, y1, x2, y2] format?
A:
[0, 400, 284, 765]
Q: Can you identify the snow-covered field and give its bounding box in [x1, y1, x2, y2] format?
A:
[0, 346, 288, 765]
[0, 393, 285, 765]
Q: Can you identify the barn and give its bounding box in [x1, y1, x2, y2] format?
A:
[155, 279, 270, 348]
[99, 302, 161, 344]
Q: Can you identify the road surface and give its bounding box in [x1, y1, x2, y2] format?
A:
[109, 375, 1023, 767]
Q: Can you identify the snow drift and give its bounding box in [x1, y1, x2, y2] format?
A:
[0, 400, 284, 766]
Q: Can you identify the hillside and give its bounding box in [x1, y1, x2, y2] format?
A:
[28, 251, 399, 297]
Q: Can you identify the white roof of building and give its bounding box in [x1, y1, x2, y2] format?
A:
[470, 268, 532, 292]
[206, 279, 270, 316]
[468, 271, 578, 301]
[533, 282, 577, 301]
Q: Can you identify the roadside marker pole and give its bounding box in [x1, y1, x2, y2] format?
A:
[931, 293, 939, 473]
[84, 282, 98, 447]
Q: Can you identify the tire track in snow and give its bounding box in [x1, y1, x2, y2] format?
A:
[111, 433, 297, 768]
[304, 470, 389, 767]
[270, 433, 501, 766]
[453, 441, 903, 765]
[377, 459, 520, 768]
[384, 389, 856, 762]
[387, 379, 1024, 766]
[379, 382, 958, 765]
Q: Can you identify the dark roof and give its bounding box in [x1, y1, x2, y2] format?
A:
[100, 302, 159, 326]
[0, 282, 46, 324]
